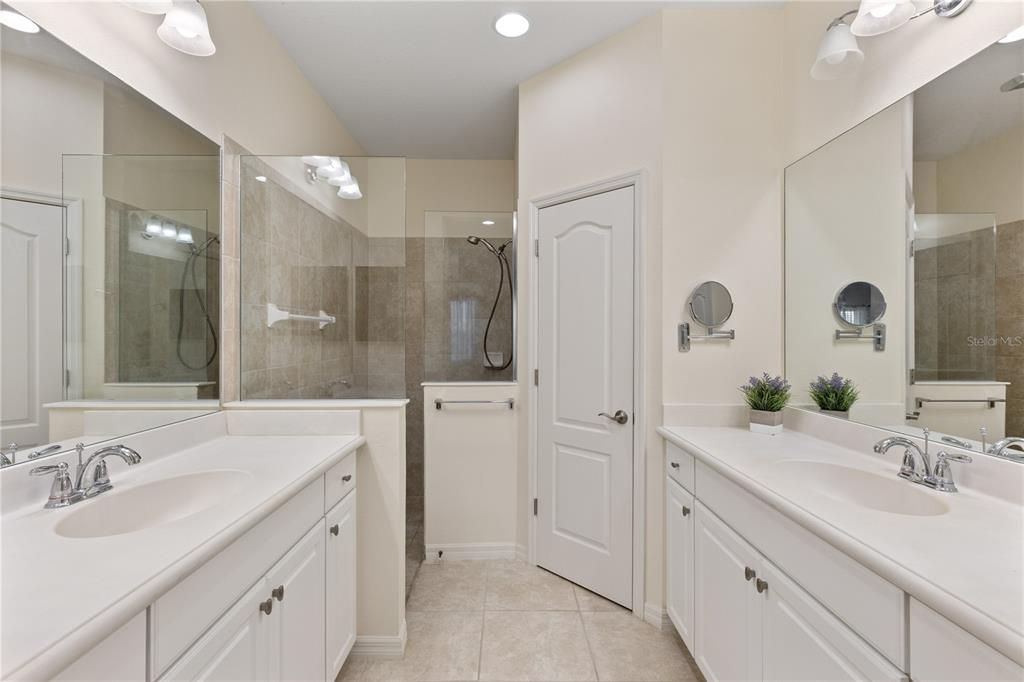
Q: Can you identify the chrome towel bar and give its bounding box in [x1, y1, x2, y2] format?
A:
[434, 398, 515, 410]
[915, 397, 1005, 410]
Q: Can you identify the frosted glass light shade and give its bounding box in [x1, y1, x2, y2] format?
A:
[850, 0, 916, 36]
[176, 228, 194, 244]
[337, 179, 362, 200]
[0, 9, 40, 33]
[811, 23, 865, 80]
[301, 155, 332, 167]
[318, 159, 352, 182]
[157, 0, 216, 57]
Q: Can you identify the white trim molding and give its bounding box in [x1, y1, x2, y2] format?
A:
[423, 543, 517, 562]
[526, 170, 648, 621]
[351, 619, 407, 658]
[644, 602, 672, 631]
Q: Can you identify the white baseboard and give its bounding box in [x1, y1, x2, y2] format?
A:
[515, 543, 528, 563]
[424, 542, 517, 562]
[351, 619, 407, 658]
[643, 603, 671, 631]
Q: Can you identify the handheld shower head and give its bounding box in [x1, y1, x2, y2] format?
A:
[467, 235, 501, 256]
[467, 235, 481, 245]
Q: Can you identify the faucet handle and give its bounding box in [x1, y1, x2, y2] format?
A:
[931, 450, 972, 493]
[30, 462, 84, 509]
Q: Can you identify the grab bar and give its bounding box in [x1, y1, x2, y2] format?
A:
[266, 302, 336, 330]
[434, 398, 515, 410]
[915, 397, 1005, 409]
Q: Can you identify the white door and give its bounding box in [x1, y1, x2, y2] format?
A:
[694, 503, 763, 682]
[536, 186, 635, 607]
[161, 580, 271, 681]
[666, 477, 695, 651]
[1, 197, 65, 449]
[267, 521, 325, 682]
[326, 491, 357, 680]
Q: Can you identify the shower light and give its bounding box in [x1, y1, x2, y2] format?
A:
[494, 13, 529, 38]
[999, 24, 1024, 44]
[811, 19, 864, 80]
[176, 228, 194, 244]
[482, 220, 495, 225]
[0, 9, 40, 33]
[157, 0, 216, 57]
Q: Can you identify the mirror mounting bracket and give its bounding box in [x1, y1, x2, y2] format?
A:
[834, 323, 886, 351]
[678, 322, 736, 352]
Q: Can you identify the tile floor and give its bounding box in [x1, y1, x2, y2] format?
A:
[339, 560, 704, 682]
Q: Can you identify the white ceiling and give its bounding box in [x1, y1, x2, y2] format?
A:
[914, 40, 1024, 162]
[253, 1, 669, 159]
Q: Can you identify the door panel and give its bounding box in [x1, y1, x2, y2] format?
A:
[666, 477, 695, 652]
[1, 198, 64, 447]
[267, 520, 325, 682]
[537, 186, 635, 607]
[694, 503, 762, 682]
[326, 491, 357, 681]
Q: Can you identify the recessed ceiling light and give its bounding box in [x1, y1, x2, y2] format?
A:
[999, 24, 1024, 44]
[494, 13, 529, 39]
[482, 219, 495, 225]
[0, 9, 40, 33]
[255, 176, 267, 183]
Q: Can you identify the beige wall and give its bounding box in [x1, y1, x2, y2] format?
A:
[517, 13, 664, 611]
[12, 1, 364, 157]
[405, 159, 515, 237]
[935, 123, 1024, 225]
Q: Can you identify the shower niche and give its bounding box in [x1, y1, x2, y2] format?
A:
[422, 211, 515, 382]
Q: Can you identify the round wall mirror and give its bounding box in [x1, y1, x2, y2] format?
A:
[688, 281, 734, 328]
[834, 281, 886, 327]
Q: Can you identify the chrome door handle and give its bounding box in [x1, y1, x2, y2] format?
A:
[598, 410, 629, 425]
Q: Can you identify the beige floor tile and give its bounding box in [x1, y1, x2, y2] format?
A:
[581, 612, 701, 682]
[480, 611, 596, 681]
[572, 585, 627, 613]
[338, 611, 483, 682]
[408, 561, 488, 611]
[485, 561, 577, 611]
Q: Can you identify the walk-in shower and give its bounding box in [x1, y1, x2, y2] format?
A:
[466, 235, 513, 370]
[177, 236, 220, 370]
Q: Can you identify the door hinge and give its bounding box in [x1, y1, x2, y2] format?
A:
[65, 369, 71, 388]
[908, 240, 915, 258]
[534, 239, 539, 257]
[533, 369, 539, 386]
[533, 498, 538, 516]
[65, 237, 71, 256]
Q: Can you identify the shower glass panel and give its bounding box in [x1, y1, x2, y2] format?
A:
[913, 213, 997, 382]
[422, 211, 515, 382]
[238, 155, 407, 399]
[62, 154, 221, 400]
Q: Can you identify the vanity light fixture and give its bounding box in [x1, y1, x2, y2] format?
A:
[302, 156, 362, 200]
[161, 224, 178, 239]
[850, 0, 972, 36]
[811, 12, 864, 80]
[336, 179, 362, 200]
[176, 228, 194, 244]
[494, 12, 530, 39]
[145, 219, 163, 236]
[0, 8, 40, 33]
[157, 0, 216, 57]
[999, 24, 1024, 44]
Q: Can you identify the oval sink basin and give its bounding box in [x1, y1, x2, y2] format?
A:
[774, 460, 949, 517]
[55, 470, 253, 539]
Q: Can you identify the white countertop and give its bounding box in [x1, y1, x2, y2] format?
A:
[658, 425, 1024, 666]
[1, 431, 364, 680]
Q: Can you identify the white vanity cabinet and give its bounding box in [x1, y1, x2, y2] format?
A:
[326, 490, 357, 681]
[665, 476, 695, 651]
[690, 502, 903, 682]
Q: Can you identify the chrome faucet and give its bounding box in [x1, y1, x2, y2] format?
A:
[29, 443, 142, 509]
[988, 437, 1024, 462]
[1, 443, 16, 467]
[873, 428, 971, 492]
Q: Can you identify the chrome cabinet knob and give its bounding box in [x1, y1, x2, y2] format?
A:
[259, 598, 273, 615]
[330, 524, 340, 536]
[756, 578, 769, 594]
[272, 585, 285, 602]
[598, 410, 629, 425]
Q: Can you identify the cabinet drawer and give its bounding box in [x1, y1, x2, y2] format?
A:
[150, 478, 324, 677]
[696, 460, 906, 669]
[666, 442, 695, 492]
[909, 599, 1023, 681]
[325, 451, 356, 511]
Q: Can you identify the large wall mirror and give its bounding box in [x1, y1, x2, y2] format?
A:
[1, 24, 221, 468]
[786, 36, 1023, 461]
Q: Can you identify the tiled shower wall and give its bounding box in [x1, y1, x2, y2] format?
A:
[996, 220, 1024, 436]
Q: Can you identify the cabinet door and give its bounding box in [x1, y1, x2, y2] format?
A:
[760, 561, 905, 682]
[160, 581, 271, 681]
[326, 491, 357, 681]
[665, 477, 695, 651]
[267, 520, 326, 682]
[694, 502, 762, 682]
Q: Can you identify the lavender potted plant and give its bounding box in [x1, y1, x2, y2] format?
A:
[809, 372, 859, 418]
[740, 373, 791, 435]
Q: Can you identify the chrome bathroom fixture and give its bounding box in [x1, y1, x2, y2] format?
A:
[29, 443, 143, 509]
[833, 282, 887, 351]
[434, 398, 515, 410]
[266, 302, 336, 330]
[872, 428, 971, 492]
[301, 156, 362, 199]
[177, 235, 219, 370]
[466, 235, 514, 370]
[679, 281, 735, 352]
[988, 437, 1024, 462]
[1000, 73, 1024, 93]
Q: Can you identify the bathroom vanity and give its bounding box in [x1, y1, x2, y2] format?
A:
[660, 425, 1024, 682]
[0, 411, 364, 681]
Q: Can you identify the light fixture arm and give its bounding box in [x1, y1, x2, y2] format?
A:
[910, 0, 972, 21]
[827, 9, 859, 30]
